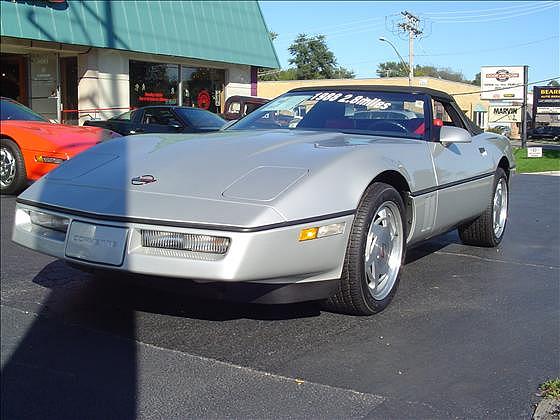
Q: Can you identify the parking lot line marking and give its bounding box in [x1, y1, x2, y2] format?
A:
[434, 251, 559, 270]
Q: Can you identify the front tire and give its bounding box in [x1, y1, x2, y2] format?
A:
[1, 138, 27, 195]
[458, 168, 508, 247]
[324, 182, 406, 315]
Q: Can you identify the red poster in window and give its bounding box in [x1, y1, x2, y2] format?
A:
[197, 89, 211, 110]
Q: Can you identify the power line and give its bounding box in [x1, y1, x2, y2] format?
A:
[451, 77, 560, 96]
[423, 1, 555, 16]
[423, 1, 555, 18]
[275, 16, 385, 40]
[415, 35, 559, 57]
[274, 22, 386, 44]
[426, 3, 558, 23]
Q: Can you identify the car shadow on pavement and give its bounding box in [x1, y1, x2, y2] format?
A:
[404, 230, 461, 265]
[1, 259, 322, 418]
[1, 262, 138, 419]
[1, 227, 460, 420]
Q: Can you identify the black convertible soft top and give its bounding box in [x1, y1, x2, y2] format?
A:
[288, 85, 455, 102]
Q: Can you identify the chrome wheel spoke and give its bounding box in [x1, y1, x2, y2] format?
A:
[363, 201, 403, 300]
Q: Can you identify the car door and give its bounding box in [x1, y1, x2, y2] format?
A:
[429, 98, 495, 233]
[138, 107, 184, 134]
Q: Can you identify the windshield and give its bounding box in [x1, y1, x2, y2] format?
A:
[175, 108, 226, 129]
[111, 110, 134, 121]
[0, 99, 48, 122]
[230, 90, 427, 139]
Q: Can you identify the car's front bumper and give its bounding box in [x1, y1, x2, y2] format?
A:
[13, 202, 353, 290]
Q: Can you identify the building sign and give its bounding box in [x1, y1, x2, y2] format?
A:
[488, 105, 522, 123]
[139, 92, 170, 103]
[533, 86, 560, 114]
[481, 66, 526, 100]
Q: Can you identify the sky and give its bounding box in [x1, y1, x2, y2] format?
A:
[259, 1, 560, 84]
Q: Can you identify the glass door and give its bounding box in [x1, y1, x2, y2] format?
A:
[30, 54, 59, 122]
[60, 56, 78, 125]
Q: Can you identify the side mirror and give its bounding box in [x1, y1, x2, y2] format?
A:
[439, 126, 472, 146]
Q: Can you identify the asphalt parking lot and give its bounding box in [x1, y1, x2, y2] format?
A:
[1, 173, 559, 419]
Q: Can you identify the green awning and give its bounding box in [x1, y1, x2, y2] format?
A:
[0, 0, 280, 68]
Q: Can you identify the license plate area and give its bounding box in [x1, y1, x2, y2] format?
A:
[65, 221, 128, 266]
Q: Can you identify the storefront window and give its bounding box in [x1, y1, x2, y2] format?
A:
[0, 53, 28, 105]
[181, 67, 225, 114]
[130, 61, 179, 108]
[130, 61, 225, 114]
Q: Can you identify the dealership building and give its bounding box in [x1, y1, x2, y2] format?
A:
[0, 0, 279, 124]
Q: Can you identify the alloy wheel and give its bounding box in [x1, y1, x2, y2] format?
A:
[364, 201, 404, 300]
[0, 146, 16, 188]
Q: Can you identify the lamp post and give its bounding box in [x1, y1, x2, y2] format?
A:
[379, 37, 411, 86]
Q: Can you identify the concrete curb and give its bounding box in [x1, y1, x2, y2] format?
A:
[533, 398, 560, 420]
[521, 171, 560, 176]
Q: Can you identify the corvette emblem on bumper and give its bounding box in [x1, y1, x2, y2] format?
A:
[131, 175, 157, 185]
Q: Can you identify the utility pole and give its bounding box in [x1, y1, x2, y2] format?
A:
[397, 11, 422, 86]
[521, 65, 529, 148]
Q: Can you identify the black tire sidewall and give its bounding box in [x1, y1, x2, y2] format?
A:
[351, 183, 407, 312]
[1, 138, 27, 195]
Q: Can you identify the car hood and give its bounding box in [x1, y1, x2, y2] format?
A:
[1, 120, 118, 151]
[19, 129, 406, 227]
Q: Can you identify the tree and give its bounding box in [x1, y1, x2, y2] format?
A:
[376, 61, 475, 84]
[472, 72, 481, 86]
[376, 61, 408, 78]
[547, 79, 560, 87]
[269, 31, 278, 42]
[333, 66, 356, 79]
[259, 68, 297, 81]
[415, 66, 468, 83]
[288, 34, 354, 80]
[259, 33, 355, 81]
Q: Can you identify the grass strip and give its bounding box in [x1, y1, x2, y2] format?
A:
[513, 148, 560, 173]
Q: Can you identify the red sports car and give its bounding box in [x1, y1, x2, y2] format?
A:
[1, 98, 120, 194]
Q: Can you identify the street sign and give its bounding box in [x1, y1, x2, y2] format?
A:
[481, 66, 526, 100]
[527, 147, 543, 158]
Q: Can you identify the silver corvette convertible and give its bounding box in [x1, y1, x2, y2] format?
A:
[12, 86, 514, 315]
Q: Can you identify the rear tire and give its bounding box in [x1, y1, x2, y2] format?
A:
[1, 138, 27, 195]
[458, 168, 508, 247]
[324, 182, 406, 315]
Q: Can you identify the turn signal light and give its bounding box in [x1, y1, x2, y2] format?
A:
[299, 222, 345, 242]
[299, 227, 318, 241]
[35, 155, 66, 164]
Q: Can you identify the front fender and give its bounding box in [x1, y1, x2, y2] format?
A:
[272, 141, 436, 221]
